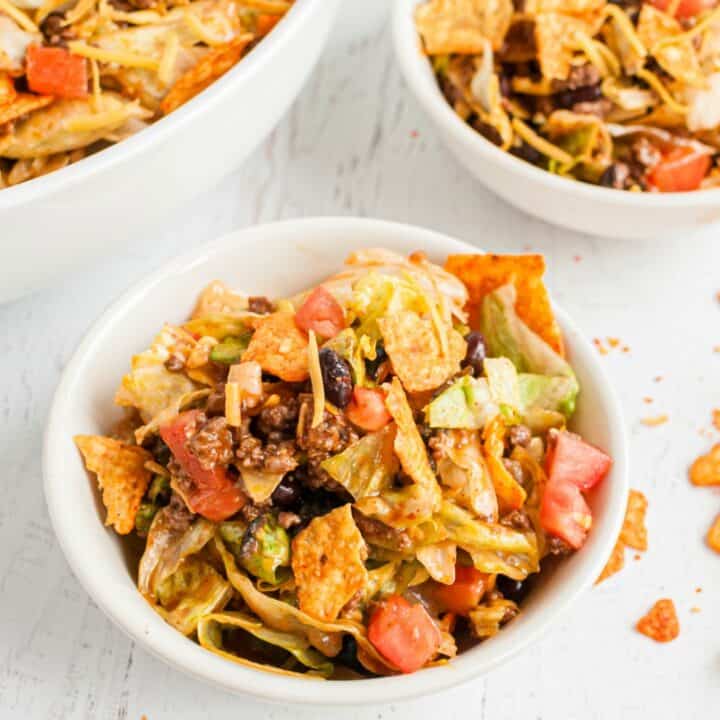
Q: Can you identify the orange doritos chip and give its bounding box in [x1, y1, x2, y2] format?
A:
[0, 93, 53, 126]
[242, 311, 309, 382]
[636, 598, 680, 643]
[75, 435, 153, 535]
[378, 310, 466, 393]
[482, 416, 527, 511]
[712, 409, 720, 431]
[415, 0, 514, 53]
[191, 280, 248, 318]
[689, 443, 720, 486]
[0, 72, 16, 106]
[445, 254, 564, 356]
[161, 36, 251, 115]
[596, 538, 625, 584]
[291, 504, 368, 621]
[706, 514, 720, 554]
[620, 489, 648, 551]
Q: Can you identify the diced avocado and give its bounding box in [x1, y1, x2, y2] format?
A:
[210, 334, 251, 365]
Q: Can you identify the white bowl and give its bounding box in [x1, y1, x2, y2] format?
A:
[393, 0, 720, 239]
[43, 217, 628, 704]
[0, 0, 340, 304]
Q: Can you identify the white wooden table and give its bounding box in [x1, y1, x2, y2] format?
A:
[1, 1, 719, 717]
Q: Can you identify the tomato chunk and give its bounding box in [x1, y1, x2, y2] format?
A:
[540, 478, 593, 549]
[368, 595, 441, 673]
[432, 565, 489, 615]
[545, 431, 612, 492]
[346, 386, 392, 431]
[649, 0, 715, 18]
[646, 146, 711, 192]
[159, 410, 245, 522]
[26, 45, 88, 99]
[295, 286, 345, 339]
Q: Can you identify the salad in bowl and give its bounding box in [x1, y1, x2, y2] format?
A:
[74, 247, 612, 678]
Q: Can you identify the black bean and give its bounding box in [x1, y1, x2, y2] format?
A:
[496, 575, 531, 604]
[599, 162, 631, 190]
[271, 474, 301, 509]
[510, 141, 544, 166]
[336, 635, 372, 675]
[508, 424, 532, 448]
[462, 331, 487, 375]
[365, 343, 387, 380]
[319, 348, 352, 408]
[554, 83, 602, 110]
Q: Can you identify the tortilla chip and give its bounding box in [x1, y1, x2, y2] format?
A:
[636, 598, 679, 643]
[706, 514, 720, 554]
[445, 253, 564, 356]
[75, 435, 153, 535]
[596, 539, 625, 583]
[482, 416, 527, 511]
[192, 280, 248, 318]
[619, 489, 648, 551]
[378, 310, 466, 393]
[242, 311, 309, 382]
[161, 36, 251, 115]
[291, 504, 368, 622]
[689, 443, 720, 486]
[0, 93, 53, 126]
[415, 0, 514, 53]
[534, 12, 599, 81]
[525, 0, 605, 12]
[0, 72, 15, 106]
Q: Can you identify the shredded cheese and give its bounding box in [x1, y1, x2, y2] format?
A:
[67, 41, 161, 70]
[158, 31, 179, 85]
[511, 117, 574, 166]
[239, 0, 290, 12]
[183, 10, 228, 46]
[635, 68, 689, 114]
[307, 330, 325, 429]
[652, 6, 720, 52]
[510, 77, 554, 96]
[225, 381, 242, 427]
[35, 0, 67, 24]
[90, 57, 101, 110]
[63, 0, 98, 25]
[593, 40, 621, 77]
[0, 0, 39, 32]
[574, 33, 610, 78]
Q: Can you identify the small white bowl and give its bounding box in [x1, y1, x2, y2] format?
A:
[43, 217, 628, 704]
[0, 0, 340, 304]
[393, 0, 720, 239]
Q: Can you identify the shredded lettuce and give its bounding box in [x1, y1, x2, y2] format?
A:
[425, 375, 499, 429]
[320, 425, 397, 500]
[468, 598, 518, 638]
[484, 356, 521, 412]
[519, 373, 577, 417]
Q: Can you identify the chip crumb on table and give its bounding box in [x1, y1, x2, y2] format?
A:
[640, 414, 669, 427]
[636, 599, 680, 643]
[689, 443, 720, 486]
[706, 514, 720, 554]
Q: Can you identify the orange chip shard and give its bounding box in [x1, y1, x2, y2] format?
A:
[706, 514, 720, 554]
[596, 539, 625, 584]
[192, 280, 247, 318]
[636, 598, 680, 643]
[75, 435, 153, 535]
[291, 504, 368, 622]
[445, 254, 564, 356]
[620, 489, 648, 551]
[0, 72, 16, 106]
[242, 311, 309, 382]
[0, 93, 53, 126]
[689, 443, 720, 486]
[378, 310, 466, 393]
[161, 36, 251, 115]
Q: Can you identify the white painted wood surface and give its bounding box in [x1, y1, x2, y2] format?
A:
[1, 1, 719, 717]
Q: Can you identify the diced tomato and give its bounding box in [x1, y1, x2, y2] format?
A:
[540, 478, 593, 549]
[432, 565, 489, 615]
[368, 595, 441, 674]
[346, 386, 392, 431]
[26, 45, 88, 99]
[646, 146, 711, 192]
[159, 410, 245, 522]
[256, 13, 282, 36]
[649, 0, 716, 18]
[294, 286, 345, 339]
[545, 431, 612, 492]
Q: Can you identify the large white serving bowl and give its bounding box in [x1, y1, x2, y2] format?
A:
[43, 217, 628, 705]
[0, 0, 340, 304]
[394, 0, 720, 239]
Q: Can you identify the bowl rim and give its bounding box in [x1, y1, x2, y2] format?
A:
[43, 217, 628, 705]
[0, 0, 321, 210]
[393, 0, 720, 207]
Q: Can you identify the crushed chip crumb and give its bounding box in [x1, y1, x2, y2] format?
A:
[690, 606, 701, 614]
[597, 488, 647, 583]
[636, 599, 680, 643]
[706, 514, 720, 554]
[641, 414, 669, 427]
[712, 409, 720, 431]
[689, 443, 720, 486]
[643, 397, 653, 404]
[653, 375, 664, 382]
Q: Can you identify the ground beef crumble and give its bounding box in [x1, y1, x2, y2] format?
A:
[188, 416, 234, 470]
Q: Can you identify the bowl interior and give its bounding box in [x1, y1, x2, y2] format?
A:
[44, 217, 628, 705]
